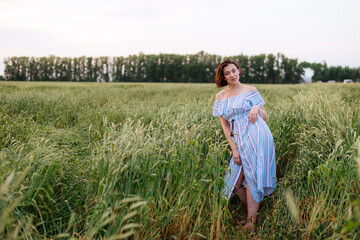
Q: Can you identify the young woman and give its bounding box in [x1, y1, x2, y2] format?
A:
[213, 59, 276, 230]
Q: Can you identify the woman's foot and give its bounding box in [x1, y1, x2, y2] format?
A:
[241, 217, 255, 230]
[235, 220, 247, 230]
[242, 221, 254, 230]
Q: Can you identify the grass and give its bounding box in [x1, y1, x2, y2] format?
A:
[0, 81, 359, 239]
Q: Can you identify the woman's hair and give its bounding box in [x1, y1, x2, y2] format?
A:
[215, 58, 242, 88]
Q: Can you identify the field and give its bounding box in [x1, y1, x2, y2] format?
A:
[0, 81, 359, 239]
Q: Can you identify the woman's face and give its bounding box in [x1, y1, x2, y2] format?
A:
[223, 64, 240, 85]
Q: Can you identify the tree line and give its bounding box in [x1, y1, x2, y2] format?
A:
[301, 62, 360, 82]
[2, 51, 359, 83]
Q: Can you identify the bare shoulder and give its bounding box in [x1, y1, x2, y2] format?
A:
[215, 89, 227, 100]
[242, 85, 257, 92]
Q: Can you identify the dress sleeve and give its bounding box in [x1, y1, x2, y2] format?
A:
[252, 90, 265, 107]
[213, 100, 222, 117]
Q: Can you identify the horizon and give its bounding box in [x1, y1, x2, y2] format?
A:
[1, 0, 360, 76]
[0, 51, 358, 78]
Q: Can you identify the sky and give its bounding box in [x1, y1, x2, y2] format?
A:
[1, 0, 360, 76]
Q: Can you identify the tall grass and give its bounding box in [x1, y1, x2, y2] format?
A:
[258, 85, 360, 239]
[0, 81, 359, 239]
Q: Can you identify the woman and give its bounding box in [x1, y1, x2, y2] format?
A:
[213, 59, 276, 229]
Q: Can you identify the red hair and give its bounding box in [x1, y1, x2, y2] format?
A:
[215, 59, 242, 88]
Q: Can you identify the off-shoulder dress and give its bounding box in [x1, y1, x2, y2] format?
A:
[213, 90, 276, 202]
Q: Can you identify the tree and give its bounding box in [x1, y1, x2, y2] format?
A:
[4, 57, 17, 81]
[280, 55, 303, 84]
[5, 53, 357, 83]
[265, 54, 277, 83]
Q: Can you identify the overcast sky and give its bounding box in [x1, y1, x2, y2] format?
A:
[1, 0, 359, 75]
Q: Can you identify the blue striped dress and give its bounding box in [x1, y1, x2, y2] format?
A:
[213, 90, 276, 203]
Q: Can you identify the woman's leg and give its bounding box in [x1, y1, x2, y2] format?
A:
[233, 170, 247, 208]
[243, 186, 260, 229]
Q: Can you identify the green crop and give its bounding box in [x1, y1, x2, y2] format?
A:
[0, 81, 359, 239]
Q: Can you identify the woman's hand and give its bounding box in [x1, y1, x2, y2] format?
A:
[248, 105, 259, 123]
[232, 148, 242, 166]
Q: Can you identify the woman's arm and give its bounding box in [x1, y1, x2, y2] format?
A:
[258, 106, 267, 121]
[219, 117, 242, 165]
[249, 105, 267, 123]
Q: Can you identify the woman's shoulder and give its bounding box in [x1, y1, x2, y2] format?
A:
[215, 89, 227, 101]
[243, 85, 257, 93]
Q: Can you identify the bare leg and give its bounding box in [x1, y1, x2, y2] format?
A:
[243, 186, 260, 230]
[233, 170, 247, 209]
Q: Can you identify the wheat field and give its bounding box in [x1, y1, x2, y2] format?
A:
[0, 81, 359, 239]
